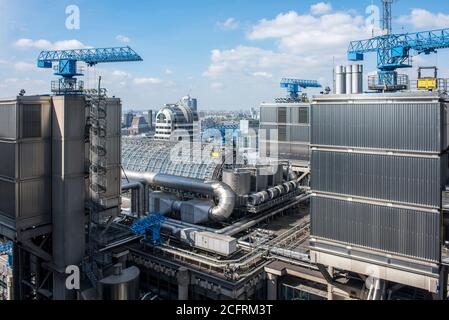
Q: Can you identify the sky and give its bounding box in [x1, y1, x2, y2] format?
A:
[1, 0, 449, 110]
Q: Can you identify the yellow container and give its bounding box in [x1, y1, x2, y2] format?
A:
[417, 78, 437, 90]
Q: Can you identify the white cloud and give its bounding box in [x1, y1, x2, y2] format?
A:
[310, 2, 332, 15]
[210, 82, 224, 90]
[14, 39, 89, 50]
[252, 71, 273, 78]
[116, 35, 131, 44]
[133, 77, 162, 85]
[112, 70, 131, 78]
[165, 69, 173, 75]
[14, 62, 39, 72]
[204, 46, 327, 79]
[247, 10, 369, 55]
[217, 18, 240, 31]
[397, 9, 449, 29]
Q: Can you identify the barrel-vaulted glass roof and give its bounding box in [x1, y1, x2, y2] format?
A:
[122, 137, 223, 181]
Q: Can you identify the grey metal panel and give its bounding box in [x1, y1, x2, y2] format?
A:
[311, 150, 442, 207]
[278, 107, 287, 123]
[52, 96, 86, 139]
[260, 107, 277, 123]
[290, 143, 310, 161]
[288, 106, 309, 124]
[288, 125, 309, 143]
[19, 141, 51, 180]
[105, 98, 122, 137]
[310, 196, 441, 262]
[0, 178, 51, 227]
[106, 135, 121, 166]
[52, 140, 85, 176]
[18, 179, 51, 222]
[287, 107, 299, 124]
[0, 103, 17, 139]
[0, 142, 16, 179]
[20, 104, 42, 138]
[311, 102, 443, 152]
[0, 179, 15, 219]
[278, 142, 291, 156]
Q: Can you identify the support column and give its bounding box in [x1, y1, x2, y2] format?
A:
[327, 266, 334, 300]
[51, 96, 86, 300]
[177, 267, 190, 300]
[266, 273, 278, 300]
[435, 266, 449, 300]
[143, 184, 150, 215]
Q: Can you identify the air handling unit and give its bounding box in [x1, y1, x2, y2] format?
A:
[309, 92, 449, 297]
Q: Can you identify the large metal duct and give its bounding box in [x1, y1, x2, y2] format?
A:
[123, 171, 236, 222]
[122, 181, 146, 217]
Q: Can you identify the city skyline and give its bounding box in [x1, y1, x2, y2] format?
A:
[1, 0, 449, 110]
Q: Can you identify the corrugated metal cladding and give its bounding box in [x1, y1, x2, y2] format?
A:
[311, 151, 442, 207]
[0, 104, 17, 139]
[288, 126, 309, 142]
[311, 196, 441, 262]
[21, 104, 42, 138]
[311, 102, 443, 152]
[260, 107, 278, 123]
[0, 180, 15, 218]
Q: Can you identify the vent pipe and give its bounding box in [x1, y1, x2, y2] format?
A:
[122, 171, 236, 222]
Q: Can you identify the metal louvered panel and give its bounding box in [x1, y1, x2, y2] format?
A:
[278, 107, 287, 123]
[288, 125, 309, 142]
[260, 107, 277, 123]
[311, 150, 443, 207]
[0, 104, 17, 139]
[310, 196, 441, 262]
[21, 104, 42, 138]
[311, 102, 443, 152]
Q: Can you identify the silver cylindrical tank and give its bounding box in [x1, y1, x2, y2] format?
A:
[351, 64, 363, 94]
[222, 169, 251, 196]
[345, 65, 353, 94]
[335, 65, 346, 94]
[358, 64, 364, 93]
[97, 264, 140, 300]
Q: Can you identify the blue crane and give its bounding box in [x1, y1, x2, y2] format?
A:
[0, 242, 12, 267]
[348, 0, 449, 91]
[37, 46, 143, 94]
[279, 78, 321, 102]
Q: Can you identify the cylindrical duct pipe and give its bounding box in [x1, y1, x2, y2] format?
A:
[335, 65, 346, 94]
[345, 65, 353, 94]
[122, 181, 145, 217]
[123, 171, 236, 222]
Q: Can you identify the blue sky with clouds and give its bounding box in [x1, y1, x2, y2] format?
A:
[1, 0, 449, 110]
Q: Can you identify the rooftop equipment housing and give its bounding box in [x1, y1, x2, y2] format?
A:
[309, 92, 449, 294]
